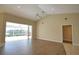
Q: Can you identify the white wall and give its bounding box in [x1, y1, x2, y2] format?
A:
[37, 13, 79, 46]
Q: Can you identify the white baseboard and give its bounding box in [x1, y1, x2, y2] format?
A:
[38, 38, 62, 43]
[0, 43, 5, 47]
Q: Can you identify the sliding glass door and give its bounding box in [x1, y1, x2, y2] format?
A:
[5, 22, 32, 42]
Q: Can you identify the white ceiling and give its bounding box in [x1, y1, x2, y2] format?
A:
[0, 4, 79, 21]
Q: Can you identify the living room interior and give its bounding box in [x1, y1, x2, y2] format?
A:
[0, 4, 79, 55]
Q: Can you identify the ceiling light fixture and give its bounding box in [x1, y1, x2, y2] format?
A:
[36, 11, 47, 19]
[17, 6, 21, 8]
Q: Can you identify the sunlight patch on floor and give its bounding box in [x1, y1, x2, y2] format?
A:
[5, 36, 31, 42]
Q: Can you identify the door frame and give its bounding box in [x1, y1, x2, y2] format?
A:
[62, 25, 72, 43]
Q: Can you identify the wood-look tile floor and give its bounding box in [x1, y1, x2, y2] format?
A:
[63, 42, 79, 55]
[0, 39, 66, 55]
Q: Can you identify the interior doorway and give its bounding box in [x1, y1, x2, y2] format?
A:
[5, 22, 32, 42]
[63, 25, 72, 43]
